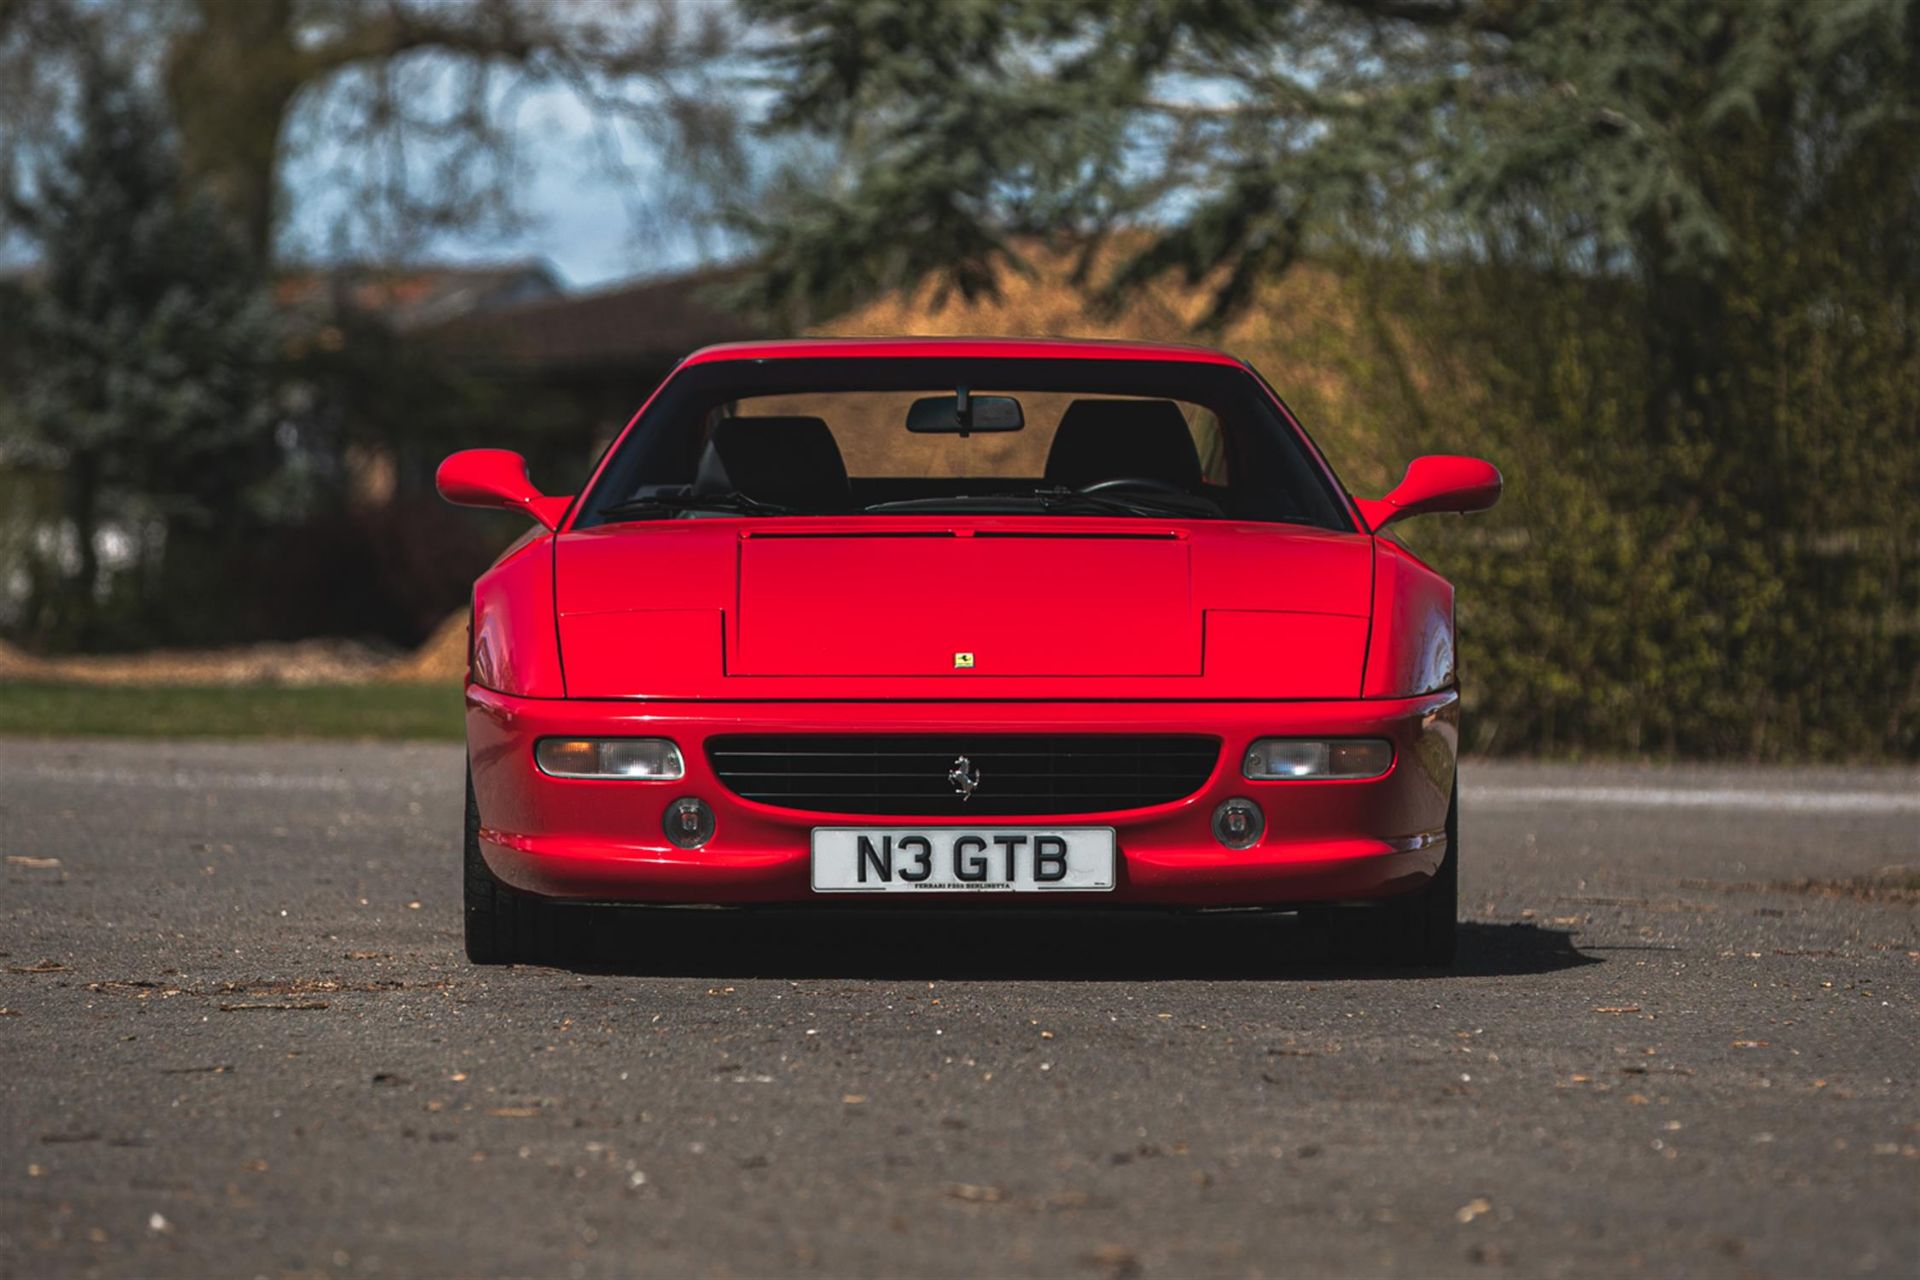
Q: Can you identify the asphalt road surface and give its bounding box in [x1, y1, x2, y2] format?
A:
[2, 739, 1916, 1279]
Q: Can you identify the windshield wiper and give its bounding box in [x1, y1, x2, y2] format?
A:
[863, 489, 1223, 518]
[863, 494, 1050, 514]
[600, 490, 793, 519]
[1026, 487, 1223, 518]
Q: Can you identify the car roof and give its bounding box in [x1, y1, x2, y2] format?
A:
[680, 336, 1249, 368]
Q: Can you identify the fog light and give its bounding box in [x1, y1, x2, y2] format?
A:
[535, 738, 684, 780]
[1242, 738, 1392, 781]
[663, 796, 715, 849]
[1212, 797, 1265, 850]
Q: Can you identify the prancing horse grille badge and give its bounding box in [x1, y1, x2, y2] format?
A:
[953, 652, 975, 669]
[947, 755, 981, 801]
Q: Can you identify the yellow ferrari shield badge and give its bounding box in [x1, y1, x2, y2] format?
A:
[953, 652, 975, 669]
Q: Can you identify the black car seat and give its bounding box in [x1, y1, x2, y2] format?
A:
[692, 416, 852, 512]
[1044, 399, 1203, 491]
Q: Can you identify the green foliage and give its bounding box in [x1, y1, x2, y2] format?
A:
[740, 0, 1920, 316]
[1292, 250, 1920, 760]
[0, 44, 277, 649]
[741, 0, 1920, 759]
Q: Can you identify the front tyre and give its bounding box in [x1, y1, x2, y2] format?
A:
[1383, 776, 1458, 967]
[1330, 777, 1457, 968]
[463, 765, 549, 965]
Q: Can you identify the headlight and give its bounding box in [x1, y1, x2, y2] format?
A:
[1242, 738, 1393, 781]
[535, 738, 685, 780]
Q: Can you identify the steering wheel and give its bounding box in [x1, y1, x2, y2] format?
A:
[1078, 476, 1192, 498]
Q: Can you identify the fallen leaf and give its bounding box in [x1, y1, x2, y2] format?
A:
[1084, 1243, 1142, 1279]
[1731, 1040, 1769, 1049]
[1455, 1196, 1493, 1224]
[487, 1106, 540, 1118]
[842, 1094, 867, 1105]
[7, 961, 68, 974]
[945, 1183, 1006, 1203]
[5, 856, 60, 869]
[1593, 1005, 1641, 1014]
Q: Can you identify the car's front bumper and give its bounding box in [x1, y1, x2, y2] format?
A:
[467, 687, 1458, 907]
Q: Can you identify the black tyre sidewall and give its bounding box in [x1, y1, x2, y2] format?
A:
[463, 763, 538, 965]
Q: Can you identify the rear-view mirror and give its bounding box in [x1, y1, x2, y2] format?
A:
[907, 391, 1024, 435]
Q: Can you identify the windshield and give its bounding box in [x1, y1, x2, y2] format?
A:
[575, 357, 1354, 531]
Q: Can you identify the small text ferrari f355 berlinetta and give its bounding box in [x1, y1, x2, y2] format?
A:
[437, 338, 1501, 966]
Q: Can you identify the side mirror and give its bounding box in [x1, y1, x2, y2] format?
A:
[1354, 455, 1502, 532]
[435, 449, 571, 530]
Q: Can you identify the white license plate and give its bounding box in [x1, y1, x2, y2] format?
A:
[810, 827, 1116, 893]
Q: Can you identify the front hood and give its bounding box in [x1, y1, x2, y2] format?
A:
[734, 529, 1199, 677]
[553, 516, 1372, 699]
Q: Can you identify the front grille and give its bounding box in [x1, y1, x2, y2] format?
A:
[706, 734, 1221, 816]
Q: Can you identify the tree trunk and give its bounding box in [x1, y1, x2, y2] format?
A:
[65, 449, 101, 646]
[163, 0, 301, 263]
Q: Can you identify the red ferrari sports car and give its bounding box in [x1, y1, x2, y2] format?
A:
[438, 338, 1499, 966]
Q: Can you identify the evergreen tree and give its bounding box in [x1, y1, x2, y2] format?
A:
[1, 41, 276, 648]
[739, 0, 1918, 340]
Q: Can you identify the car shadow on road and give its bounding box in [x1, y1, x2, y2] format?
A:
[551, 909, 1598, 981]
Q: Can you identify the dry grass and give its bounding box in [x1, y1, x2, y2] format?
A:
[0, 613, 470, 688]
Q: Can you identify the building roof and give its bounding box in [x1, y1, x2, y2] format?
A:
[421, 266, 765, 372]
[273, 261, 563, 332]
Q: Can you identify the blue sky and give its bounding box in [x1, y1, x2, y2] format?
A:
[1, 63, 714, 289]
[279, 78, 728, 289]
[428, 159, 693, 289]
